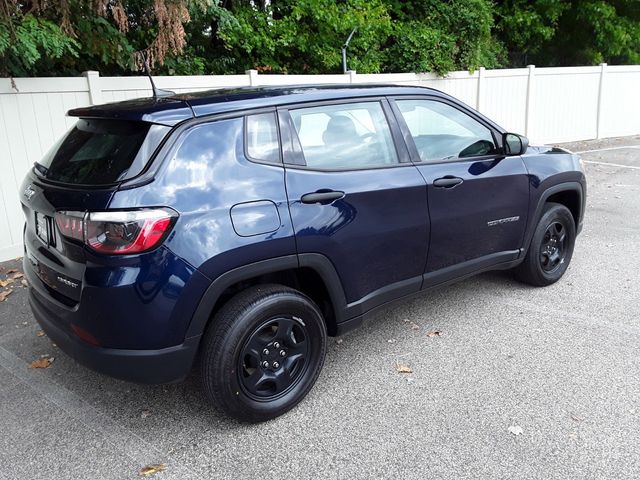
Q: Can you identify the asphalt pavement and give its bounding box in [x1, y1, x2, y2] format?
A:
[1, 136, 639, 479]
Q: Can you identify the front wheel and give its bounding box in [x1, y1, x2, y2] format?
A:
[200, 284, 327, 422]
[515, 202, 576, 286]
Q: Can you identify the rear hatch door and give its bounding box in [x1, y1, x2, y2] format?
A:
[22, 117, 169, 305]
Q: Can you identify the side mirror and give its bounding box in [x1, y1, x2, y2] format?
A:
[503, 133, 529, 156]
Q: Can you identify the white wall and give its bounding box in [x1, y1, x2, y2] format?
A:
[1, 65, 639, 261]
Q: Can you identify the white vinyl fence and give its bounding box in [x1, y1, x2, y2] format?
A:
[1, 64, 639, 261]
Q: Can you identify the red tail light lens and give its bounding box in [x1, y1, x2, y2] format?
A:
[54, 211, 85, 242]
[54, 208, 177, 255]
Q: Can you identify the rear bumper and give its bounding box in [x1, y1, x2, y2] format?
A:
[29, 286, 200, 384]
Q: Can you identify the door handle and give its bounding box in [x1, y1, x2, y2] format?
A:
[433, 176, 463, 188]
[300, 190, 345, 204]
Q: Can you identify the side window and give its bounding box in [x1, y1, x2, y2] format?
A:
[246, 112, 280, 163]
[395, 99, 497, 162]
[288, 101, 399, 170]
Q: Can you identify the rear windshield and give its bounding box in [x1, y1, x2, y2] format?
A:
[36, 119, 167, 185]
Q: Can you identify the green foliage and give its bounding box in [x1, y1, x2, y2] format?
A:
[383, 0, 505, 74]
[0, 14, 80, 76]
[211, 0, 392, 74]
[1, 0, 638, 77]
[495, 0, 640, 66]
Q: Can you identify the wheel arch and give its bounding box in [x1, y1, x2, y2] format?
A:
[523, 181, 584, 252]
[186, 254, 348, 340]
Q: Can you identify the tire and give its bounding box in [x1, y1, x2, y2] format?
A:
[200, 284, 327, 422]
[515, 202, 576, 286]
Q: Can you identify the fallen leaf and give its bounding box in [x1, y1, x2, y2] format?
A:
[335, 338, 343, 345]
[508, 425, 523, 436]
[11, 272, 24, 279]
[403, 319, 420, 330]
[139, 464, 166, 477]
[0, 278, 14, 288]
[30, 357, 54, 369]
[141, 409, 152, 419]
[0, 290, 12, 302]
[426, 330, 442, 337]
[570, 414, 584, 423]
[21, 279, 28, 287]
[396, 363, 413, 374]
[36, 330, 45, 337]
[6, 268, 18, 274]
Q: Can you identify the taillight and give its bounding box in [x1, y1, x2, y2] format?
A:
[54, 211, 85, 242]
[54, 208, 177, 254]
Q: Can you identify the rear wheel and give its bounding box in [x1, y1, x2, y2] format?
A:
[515, 202, 576, 286]
[200, 284, 327, 422]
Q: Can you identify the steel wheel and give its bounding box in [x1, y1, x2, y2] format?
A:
[238, 316, 310, 400]
[539, 221, 567, 273]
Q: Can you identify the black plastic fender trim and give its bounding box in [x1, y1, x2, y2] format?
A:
[522, 181, 584, 255]
[185, 253, 348, 338]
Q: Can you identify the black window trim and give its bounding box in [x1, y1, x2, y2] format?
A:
[243, 111, 284, 166]
[276, 96, 415, 173]
[387, 95, 509, 166]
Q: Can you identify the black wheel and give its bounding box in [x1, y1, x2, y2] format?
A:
[200, 284, 327, 422]
[515, 202, 576, 286]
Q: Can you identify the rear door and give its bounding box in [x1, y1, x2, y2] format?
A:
[389, 97, 529, 283]
[279, 99, 429, 316]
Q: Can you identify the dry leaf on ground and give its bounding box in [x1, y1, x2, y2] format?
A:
[508, 425, 523, 436]
[11, 272, 24, 279]
[396, 363, 413, 374]
[6, 268, 18, 274]
[426, 330, 442, 337]
[30, 357, 54, 369]
[139, 464, 166, 477]
[0, 278, 14, 288]
[21, 279, 28, 287]
[36, 330, 45, 337]
[0, 290, 12, 302]
[403, 319, 420, 330]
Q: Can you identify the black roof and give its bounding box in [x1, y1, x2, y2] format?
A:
[68, 84, 449, 125]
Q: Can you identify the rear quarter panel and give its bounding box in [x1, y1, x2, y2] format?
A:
[108, 116, 296, 281]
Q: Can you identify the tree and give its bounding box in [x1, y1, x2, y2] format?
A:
[382, 0, 504, 75]
[0, 0, 196, 76]
[495, 0, 640, 66]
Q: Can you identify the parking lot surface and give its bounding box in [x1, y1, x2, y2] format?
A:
[1, 136, 639, 479]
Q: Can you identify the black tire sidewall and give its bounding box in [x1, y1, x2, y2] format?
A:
[203, 288, 326, 421]
[528, 204, 576, 284]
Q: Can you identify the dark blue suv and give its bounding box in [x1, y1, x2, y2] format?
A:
[20, 85, 586, 421]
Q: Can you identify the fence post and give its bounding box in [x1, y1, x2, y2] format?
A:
[83, 70, 102, 105]
[246, 69, 259, 86]
[476, 67, 485, 111]
[347, 70, 357, 84]
[596, 63, 607, 139]
[524, 65, 536, 137]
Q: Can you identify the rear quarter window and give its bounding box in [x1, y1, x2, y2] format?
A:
[36, 119, 169, 185]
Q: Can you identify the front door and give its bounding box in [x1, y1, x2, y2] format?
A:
[279, 99, 429, 316]
[390, 97, 529, 283]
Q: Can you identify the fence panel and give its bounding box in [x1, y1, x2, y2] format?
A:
[1, 65, 639, 260]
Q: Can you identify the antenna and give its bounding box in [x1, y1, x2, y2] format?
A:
[143, 54, 175, 98]
[342, 28, 357, 74]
